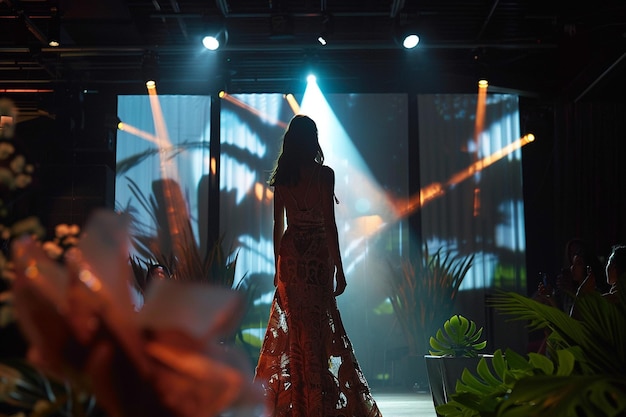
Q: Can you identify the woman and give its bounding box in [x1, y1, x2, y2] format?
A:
[254, 115, 382, 417]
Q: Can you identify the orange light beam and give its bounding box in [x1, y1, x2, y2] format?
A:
[446, 134, 534, 188]
[145, 85, 187, 254]
[474, 83, 487, 153]
[284, 93, 301, 115]
[117, 122, 158, 144]
[219, 91, 288, 129]
[394, 134, 535, 219]
[146, 85, 175, 179]
[473, 81, 488, 216]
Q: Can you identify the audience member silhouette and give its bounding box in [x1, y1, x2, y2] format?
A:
[536, 238, 606, 313]
[565, 243, 626, 320]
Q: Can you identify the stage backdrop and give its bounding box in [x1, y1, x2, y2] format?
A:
[115, 91, 526, 386]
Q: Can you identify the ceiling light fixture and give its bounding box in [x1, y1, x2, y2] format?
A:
[472, 48, 489, 88]
[317, 12, 334, 46]
[202, 16, 228, 51]
[393, 13, 421, 50]
[48, 7, 61, 47]
[142, 50, 159, 87]
[402, 33, 419, 49]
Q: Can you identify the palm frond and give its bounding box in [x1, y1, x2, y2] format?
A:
[122, 177, 239, 287]
[115, 141, 212, 176]
[489, 291, 626, 375]
[387, 245, 474, 355]
[0, 358, 103, 417]
[116, 148, 161, 176]
[500, 375, 626, 417]
[438, 283, 626, 417]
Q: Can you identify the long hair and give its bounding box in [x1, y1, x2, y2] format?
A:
[268, 115, 324, 186]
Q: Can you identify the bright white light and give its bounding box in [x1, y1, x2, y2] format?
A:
[317, 35, 327, 46]
[306, 74, 317, 84]
[300, 81, 400, 269]
[202, 35, 220, 51]
[402, 34, 420, 49]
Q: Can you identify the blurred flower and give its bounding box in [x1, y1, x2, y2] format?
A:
[0, 141, 34, 191]
[9, 209, 265, 417]
[41, 223, 81, 261]
[0, 141, 15, 159]
[10, 154, 26, 173]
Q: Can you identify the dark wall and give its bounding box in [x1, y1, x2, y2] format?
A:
[13, 90, 117, 237]
[522, 98, 626, 293]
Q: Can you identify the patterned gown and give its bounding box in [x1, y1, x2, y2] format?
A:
[254, 180, 383, 417]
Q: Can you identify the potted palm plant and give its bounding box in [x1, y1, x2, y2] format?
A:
[424, 314, 488, 412]
[386, 245, 474, 388]
[434, 287, 626, 417]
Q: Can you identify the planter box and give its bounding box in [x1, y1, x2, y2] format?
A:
[424, 354, 493, 413]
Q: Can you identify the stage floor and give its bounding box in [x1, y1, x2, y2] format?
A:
[373, 390, 437, 417]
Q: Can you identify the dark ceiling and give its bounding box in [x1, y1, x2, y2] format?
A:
[1, 0, 626, 119]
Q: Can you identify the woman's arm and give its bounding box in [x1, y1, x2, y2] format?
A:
[273, 187, 285, 286]
[320, 166, 346, 296]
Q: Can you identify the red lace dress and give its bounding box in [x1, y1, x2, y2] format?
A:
[254, 181, 383, 417]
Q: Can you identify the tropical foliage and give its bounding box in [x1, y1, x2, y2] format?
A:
[386, 246, 474, 356]
[123, 177, 238, 289]
[436, 284, 626, 417]
[0, 358, 103, 417]
[429, 314, 487, 357]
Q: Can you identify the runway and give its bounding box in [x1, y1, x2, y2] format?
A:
[373, 389, 437, 417]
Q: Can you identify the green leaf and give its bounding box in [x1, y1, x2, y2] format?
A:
[554, 349, 575, 377]
[491, 349, 507, 379]
[475, 356, 502, 387]
[429, 314, 487, 357]
[527, 352, 554, 375]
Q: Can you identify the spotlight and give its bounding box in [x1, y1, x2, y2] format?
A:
[472, 49, 489, 89]
[317, 12, 334, 46]
[202, 17, 228, 51]
[48, 7, 60, 47]
[142, 51, 159, 87]
[105, 115, 123, 130]
[393, 14, 421, 50]
[402, 33, 420, 49]
[202, 35, 219, 50]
